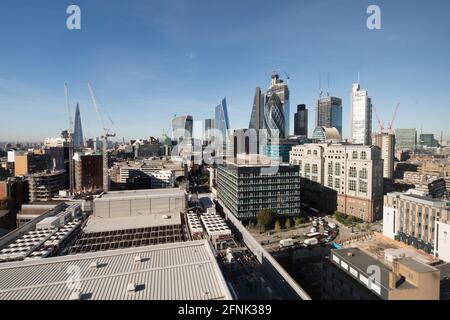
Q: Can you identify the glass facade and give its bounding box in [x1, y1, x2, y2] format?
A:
[263, 73, 290, 139]
[215, 98, 230, 148]
[316, 96, 342, 135]
[395, 128, 417, 150]
[73, 103, 84, 148]
[217, 162, 301, 220]
[172, 115, 193, 142]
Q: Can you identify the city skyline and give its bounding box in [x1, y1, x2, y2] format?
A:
[0, 0, 449, 142]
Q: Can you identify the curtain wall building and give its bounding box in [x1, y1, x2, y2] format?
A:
[350, 83, 372, 145]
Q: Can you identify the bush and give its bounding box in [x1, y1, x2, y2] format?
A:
[295, 217, 302, 226]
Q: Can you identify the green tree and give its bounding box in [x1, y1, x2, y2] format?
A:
[274, 220, 281, 233]
[295, 217, 302, 226]
[285, 218, 292, 229]
[256, 209, 276, 232]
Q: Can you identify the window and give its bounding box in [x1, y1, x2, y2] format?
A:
[360, 151, 367, 160]
[298, 160, 302, 172]
[349, 167, 357, 178]
[334, 178, 340, 189]
[359, 181, 367, 193]
[304, 163, 310, 173]
[352, 151, 358, 159]
[359, 168, 368, 179]
[335, 163, 340, 176]
[307, 150, 311, 155]
[328, 162, 333, 174]
[312, 164, 318, 174]
[328, 176, 333, 187]
[349, 180, 356, 191]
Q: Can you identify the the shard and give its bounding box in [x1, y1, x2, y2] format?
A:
[73, 103, 84, 148]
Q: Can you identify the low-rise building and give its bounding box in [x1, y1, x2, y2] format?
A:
[28, 170, 67, 202]
[383, 191, 450, 261]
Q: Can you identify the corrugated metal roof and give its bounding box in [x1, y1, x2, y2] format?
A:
[0, 240, 232, 300]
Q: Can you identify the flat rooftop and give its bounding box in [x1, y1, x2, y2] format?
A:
[95, 188, 185, 201]
[84, 213, 182, 233]
[0, 240, 232, 300]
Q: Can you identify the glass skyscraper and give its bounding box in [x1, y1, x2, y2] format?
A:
[172, 115, 193, 142]
[316, 96, 342, 136]
[73, 103, 84, 148]
[215, 97, 230, 149]
[264, 73, 290, 139]
[248, 87, 264, 130]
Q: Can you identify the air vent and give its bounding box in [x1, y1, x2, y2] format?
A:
[68, 291, 81, 300]
[347, 252, 354, 257]
[89, 261, 99, 269]
[127, 283, 137, 292]
[134, 255, 143, 263]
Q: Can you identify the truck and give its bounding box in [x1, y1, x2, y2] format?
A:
[305, 232, 321, 238]
[279, 238, 295, 248]
[303, 238, 319, 246]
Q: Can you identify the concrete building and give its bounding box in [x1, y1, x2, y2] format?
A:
[73, 152, 103, 194]
[290, 143, 384, 222]
[28, 170, 66, 202]
[133, 138, 162, 158]
[315, 96, 342, 135]
[322, 247, 441, 300]
[294, 104, 308, 137]
[216, 155, 300, 221]
[373, 132, 395, 179]
[350, 83, 372, 145]
[14, 153, 50, 176]
[383, 191, 450, 261]
[0, 240, 232, 300]
[401, 172, 446, 198]
[112, 163, 175, 189]
[395, 129, 417, 151]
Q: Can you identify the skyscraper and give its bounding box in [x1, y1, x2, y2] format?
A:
[249, 87, 265, 130]
[215, 97, 230, 146]
[172, 115, 193, 142]
[73, 104, 84, 148]
[395, 128, 417, 150]
[316, 97, 342, 135]
[263, 73, 290, 139]
[373, 132, 395, 179]
[204, 118, 215, 144]
[294, 104, 308, 136]
[350, 83, 372, 145]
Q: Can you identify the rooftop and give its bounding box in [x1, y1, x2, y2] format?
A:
[95, 188, 185, 201]
[0, 240, 232, 300]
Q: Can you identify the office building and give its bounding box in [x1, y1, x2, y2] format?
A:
[373, 132, 395, 179]
[215, 98, 230, 154]
[28, 170, 66, 202]
[248, 87, 265, 130]
[204, 118, 215, 144]
[383, 191, 450, 261]
[322, 247, 441, 300]
[73, 152, 103, 193]
[172, 115, 193, 142]
[112, 163, 175, 189]
[290, 143, 384, 222]
[133, 138, 162, 158]
[294, 104, 308, 137]
[350, 83, 372, 145]
[261, 139, 298, 163]
[401, 172, 446, 198]
[420, 134, 439, 148]
[217, 156, 300, 221]
[14, 153, 51, 176]
[395, 129, 417, 150]
[73, 103, 84, 148]
[311, 127, 341, 143]
[316, 97, 342, 135]
[264, 73, 290, 139]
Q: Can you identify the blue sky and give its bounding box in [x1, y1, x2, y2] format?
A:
[0, 0, 449, 142]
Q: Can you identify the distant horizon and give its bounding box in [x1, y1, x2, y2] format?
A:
[0, 0, 449, 141]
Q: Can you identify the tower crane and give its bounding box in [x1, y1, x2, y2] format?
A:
[64, 83, 75, 195]
[87, 82, 116, 192]
[373, 105, 385, 133]
[387, 103, 400, 133]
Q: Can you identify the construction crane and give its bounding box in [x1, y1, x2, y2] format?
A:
[87, 82, 116, 192]
[387, 103, 400, 133]
[373, 105, 385, 133]
[64, 83, 75, 196]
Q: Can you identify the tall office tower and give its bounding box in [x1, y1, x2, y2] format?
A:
[171, 115, 193, 142]
[395, 128, 417, 150]
[73, 103, 84, 148]
[204, 118, 215, 144]
[248, 87, 265, 130]
[350, 83, 372, 145]
[373, 132, 395, 179]
[315, 97, 342, 135]
[264, 73, 290, 139]
[294, 104, 308, 136]
[215, 98, 230, 153]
